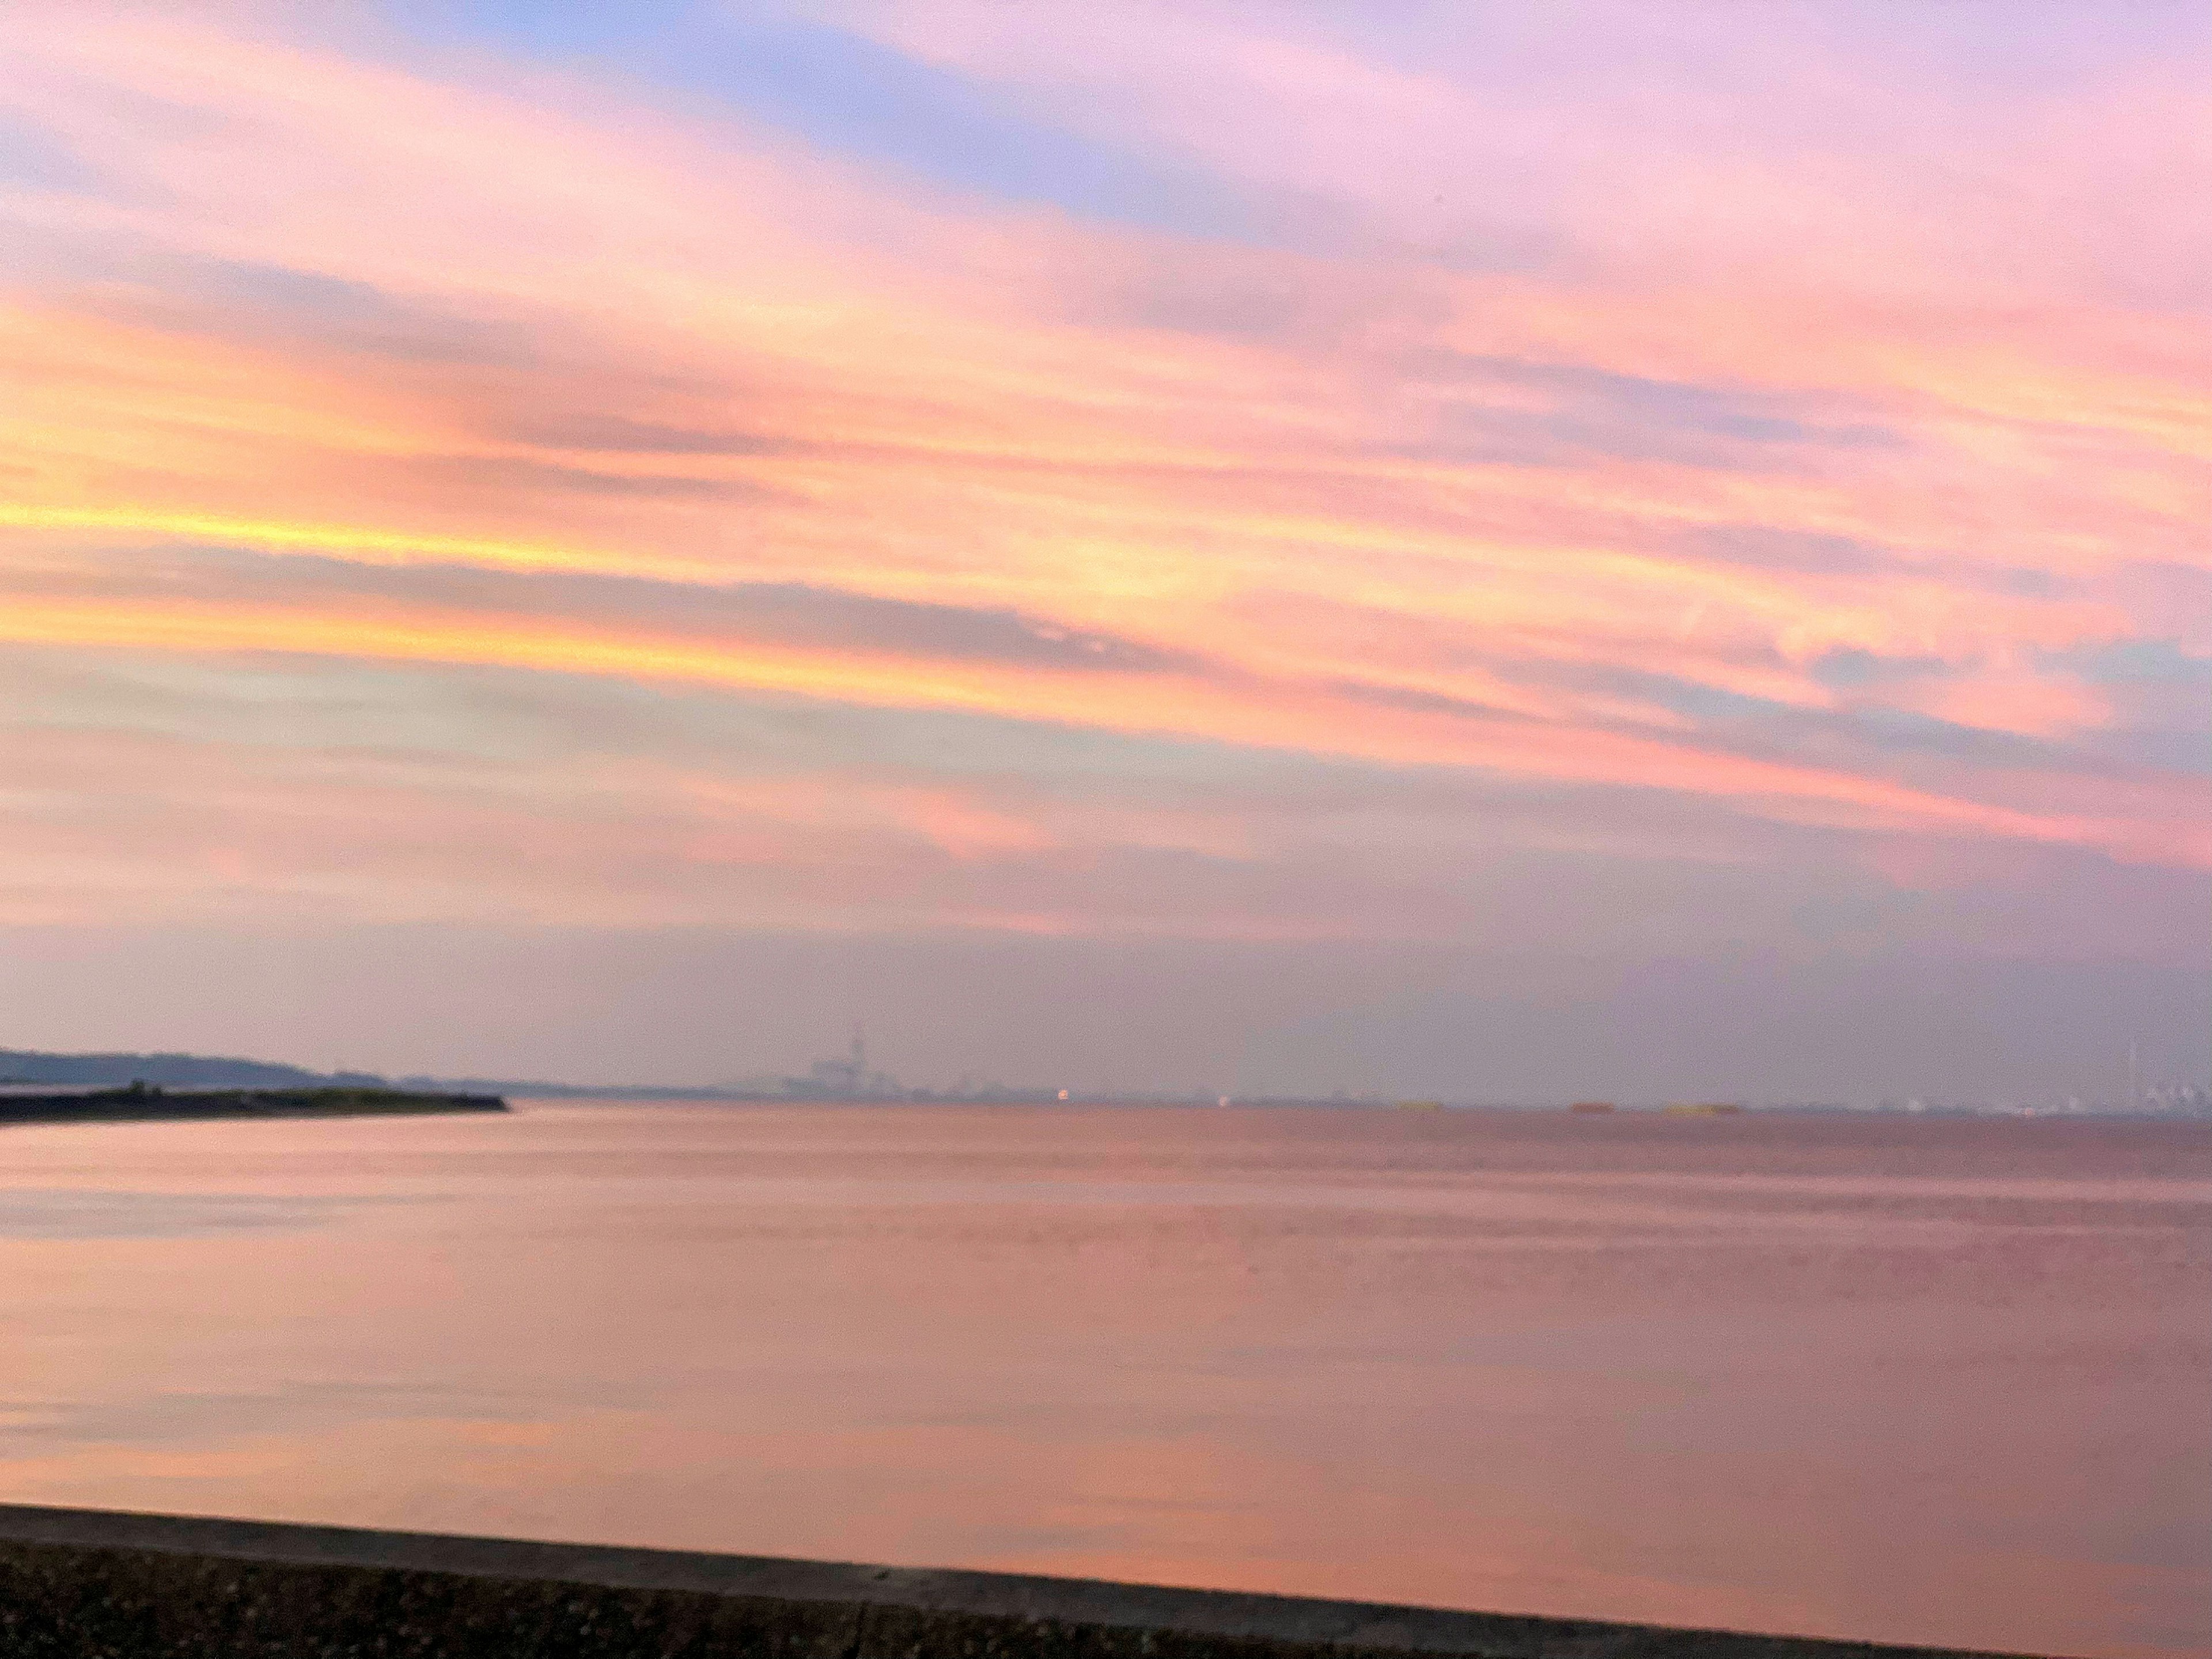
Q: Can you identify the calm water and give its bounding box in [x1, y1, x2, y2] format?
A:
[1, 1103, 2205, 1656]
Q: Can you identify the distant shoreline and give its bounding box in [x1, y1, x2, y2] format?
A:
[487, 1094, 2211, 1124]
[0, 1084, 509, 1128]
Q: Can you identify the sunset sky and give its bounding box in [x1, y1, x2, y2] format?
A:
[3, 2, 2206, 1099]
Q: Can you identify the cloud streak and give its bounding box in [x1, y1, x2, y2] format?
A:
[1, 2, 2206, 960]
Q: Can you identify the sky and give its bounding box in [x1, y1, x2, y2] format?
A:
[1, 1, 2206, 1100]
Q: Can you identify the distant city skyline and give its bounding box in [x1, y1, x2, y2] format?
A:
[1, 5, 2205, 1097]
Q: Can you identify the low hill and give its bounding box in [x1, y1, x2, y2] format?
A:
[0, 1048, 387, 1089]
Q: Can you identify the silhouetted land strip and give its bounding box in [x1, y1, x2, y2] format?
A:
[0, 1083, 507, 1127]
[0, 1503, 2060, 1659]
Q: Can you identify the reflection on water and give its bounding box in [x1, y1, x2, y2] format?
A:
[1, 1103, 2205, 1657]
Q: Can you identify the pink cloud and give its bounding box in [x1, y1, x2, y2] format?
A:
[1, 3, 2206, 942]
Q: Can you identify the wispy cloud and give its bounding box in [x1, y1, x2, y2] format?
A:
[1, 2, 2205, 961]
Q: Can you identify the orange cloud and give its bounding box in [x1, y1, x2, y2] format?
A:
[3, 583, 2199, 872]
[2, 5, 2206, 935]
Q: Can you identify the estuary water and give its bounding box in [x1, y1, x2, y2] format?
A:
[1, 1102, 2205, 1657]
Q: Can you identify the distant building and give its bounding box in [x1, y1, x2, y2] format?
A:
[781, 1028, 902, 1099]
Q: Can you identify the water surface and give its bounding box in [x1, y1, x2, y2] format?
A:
[2, 1103, 2205, 1657]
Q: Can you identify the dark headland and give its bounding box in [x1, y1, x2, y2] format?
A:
[0, 1081, 507, 1127]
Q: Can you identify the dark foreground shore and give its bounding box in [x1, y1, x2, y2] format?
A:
[0, 1084, 507, 1126]
[0, 1503, 2056, 1659]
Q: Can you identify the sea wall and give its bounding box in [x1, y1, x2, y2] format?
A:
[0, 1505, 2044, 1659]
